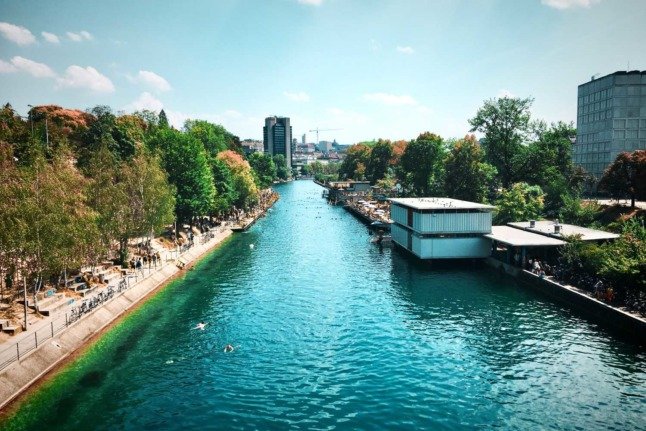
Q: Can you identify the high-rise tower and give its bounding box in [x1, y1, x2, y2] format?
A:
[263, 116, 292, 168]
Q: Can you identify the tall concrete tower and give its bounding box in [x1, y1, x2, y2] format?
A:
[263, 116, 292, 168]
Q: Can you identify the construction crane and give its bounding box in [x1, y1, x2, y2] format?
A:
[308, 128, 342, 146]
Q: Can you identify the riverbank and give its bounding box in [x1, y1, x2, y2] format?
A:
[485, 257, 646, 344]
[0, 228, 233, 411]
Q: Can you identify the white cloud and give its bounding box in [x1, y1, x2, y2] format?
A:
[126, 92, 164, 112]
[298, 0, 323, 5]
[0, 22, 36, 45]
[224, 109, 242, 118]
[0, 59, 18, 73]
[364, 92, 418, 106]
[67, 31, 92, 42]
[10, 56, 56, 78]
[369, 39, 381, 52]
[497, 89, 516, 99]
[396, 46, 414, 54]
[136, 70, 171, 92]
[284, 91, 310, 102]
[541, 0, 601, 9]
[42, 31, 60, 44]
[57, 65, 115, 93]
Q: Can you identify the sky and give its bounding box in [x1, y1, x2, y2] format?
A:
[1, 0, 645, 145]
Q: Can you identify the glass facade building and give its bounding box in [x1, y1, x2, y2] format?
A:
[263, 116, 293, 168]
[574, 71, 646, 185]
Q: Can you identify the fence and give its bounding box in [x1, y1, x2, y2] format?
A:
[0, 228, 224, 373]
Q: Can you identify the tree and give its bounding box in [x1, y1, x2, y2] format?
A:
[494, 182, 544, 224]
[367, 139, 393, 184]
[400, 132, 445, 196]
[151, 128, 215, 222]
[184, 119, 231, 157]
[444, 135, 497, 203]
[248, 152, 277, 188]
[216, 150, 259, 209]
[121, 149, 176, 239]
[273, 154, 290, 180]
[339, 144, 371, 180]
[211, 157, 238, 216]
[598, 150, 646, 208]
[158, 109, 169, 129]
[469, 96, 534, 187]
[78, 106, 136, 170]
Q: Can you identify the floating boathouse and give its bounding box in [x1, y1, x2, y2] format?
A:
[389, 198, 495, 259]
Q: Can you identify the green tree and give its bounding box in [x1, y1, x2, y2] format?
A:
[152, 128, 215, 222]
[367, 139, 393, 184]
[400, 132, 445, 196]
[248, 152, 277, 188]
[339, 144, 371, 180]
[273, 154, 290, 180]
[494, 182, 544, 224]
[598, 150, 646, 208]
[184, 119, 230, 157]
[211, 157, 238, 215]
[78, 106, 136, 170]
[158, 109, 169, 129]
[217, 150, 259, 209]
[469, 96, 534, 187]
[444, 135, 497, 203]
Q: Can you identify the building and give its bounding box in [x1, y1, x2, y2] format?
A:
[302, 134, 306, 144]
[389, 198, 495, 259]
[574, 70, 646, 183]
[263, 116, 293, 168]
[241, 139, 263, 155]
[318, 140, 333, 154]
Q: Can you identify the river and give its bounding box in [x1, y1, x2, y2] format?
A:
[1, 180, 644, 430]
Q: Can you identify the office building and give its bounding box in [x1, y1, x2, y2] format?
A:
[263, 116, 292, 168]
[574, 70, 646, 183]
[389, 198, 495, 259]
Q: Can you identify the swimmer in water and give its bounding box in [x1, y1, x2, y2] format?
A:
[224, 344, 234, 353]
[194, 322, 206, 330]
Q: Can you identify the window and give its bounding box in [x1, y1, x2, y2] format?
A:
[627, 119, 638, 129]
[613, 119, 626, 128]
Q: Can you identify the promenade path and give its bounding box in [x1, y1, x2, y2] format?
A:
[0, 226, 233, 409]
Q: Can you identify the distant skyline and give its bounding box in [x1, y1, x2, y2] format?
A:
[1, 0, 645, 144]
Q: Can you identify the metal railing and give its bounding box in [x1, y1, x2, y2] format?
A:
[0, 229, 225, 372]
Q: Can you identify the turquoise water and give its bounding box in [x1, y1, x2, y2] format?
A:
[2, 180, 645, 430]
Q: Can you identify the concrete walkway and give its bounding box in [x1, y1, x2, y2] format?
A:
[0, 227, 233, 410]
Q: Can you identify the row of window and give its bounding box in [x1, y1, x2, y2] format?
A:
[574, 142, 610, 152]
[578, 88, 612, 105]
[613, 118, 646, 129]
[573, 152, 611, 163]
[614, 130, 646, 139]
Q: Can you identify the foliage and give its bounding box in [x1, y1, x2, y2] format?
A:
[77, 106, 137, 169]
[217, 150, 259, 209]
[400, 132, 445, 196]
[468, 96, 534, 187]
[273, 154, 290, 180]
[444, 135, 497, 203]
[367, 139, 393, 184]
[211, 158, 238, 215]
[152, 128, 215, 222]
[248, 152, 277, 188]
[184, 119, 232, 157]
[558, 196, 600, 226]
[494, 182, 544, 224]
[339, 144, 371, 180]
[158, 109, 169, 129]
[598, 150, 646, 208]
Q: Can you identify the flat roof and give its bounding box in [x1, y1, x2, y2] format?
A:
[508, 220, 620, 241]
[485, 226, 567, 247]
[389, 197, 495, 211]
